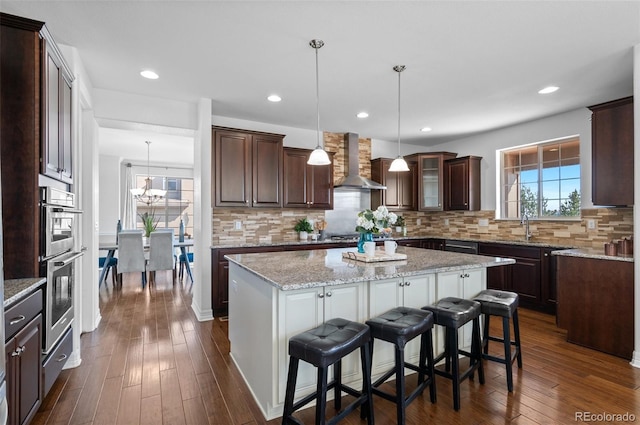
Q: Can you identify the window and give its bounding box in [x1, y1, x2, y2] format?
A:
[501, 137, 580, 219]
[135, 175, 194, 237]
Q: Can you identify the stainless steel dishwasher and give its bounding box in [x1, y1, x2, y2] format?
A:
[444, 240, 479, 254]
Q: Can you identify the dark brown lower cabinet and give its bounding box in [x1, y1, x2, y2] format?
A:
[397, 239, 421, 248]
[478, 242, 561, 314]
[4, 287, 44, 425]
[421, 238, 444, 250]
[556, 255, 633, 359]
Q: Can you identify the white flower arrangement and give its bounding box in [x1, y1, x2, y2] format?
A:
[356, 205, 398, 234]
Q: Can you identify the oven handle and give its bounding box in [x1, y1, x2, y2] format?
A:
[50, 207, 83, 214]
[53, 251, 85, 267]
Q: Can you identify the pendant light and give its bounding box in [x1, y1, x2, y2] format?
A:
[307, 39, 331, 166]
[130, 141, 167, 205]
[389, 65, 410, 172]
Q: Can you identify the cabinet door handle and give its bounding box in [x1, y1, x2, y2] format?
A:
[544, 253, 549, 257]
[399, 282, 404, 287]
[325, 291, 332, 297]
[405, 281, 411, 286]
[318, 293, 324, 298]
[245, 200, 249, 204]
[253, 199, 256, 203]
[9, 315, 26, 325]
[11, 346, 25, 357]
[56, 354, 68, 362]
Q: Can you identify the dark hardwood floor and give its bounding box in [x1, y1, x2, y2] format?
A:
[32, 271, 640, 424]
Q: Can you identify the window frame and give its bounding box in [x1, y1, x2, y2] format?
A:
[134, 174, 194, 237]
[498, 135, 581, 220]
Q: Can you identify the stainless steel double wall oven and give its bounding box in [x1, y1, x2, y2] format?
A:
[39, 187, 81, 354]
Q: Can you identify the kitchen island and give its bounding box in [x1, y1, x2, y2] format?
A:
[226, 246, 514, 420]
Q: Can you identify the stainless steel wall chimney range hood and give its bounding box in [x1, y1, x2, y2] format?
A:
[334, 133, 386, 190]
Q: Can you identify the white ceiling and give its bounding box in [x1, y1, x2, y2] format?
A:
[2, 1, 639, 162]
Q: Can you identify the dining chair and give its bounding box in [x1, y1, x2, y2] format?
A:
[178, 252, 193, 282]
[117, 230, 147, 288]
[147, 229, 176, 284]
[98, 256, 118, 287]
[100, 220, 123, 288]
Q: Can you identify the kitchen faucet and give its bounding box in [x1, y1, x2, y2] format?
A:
[521, 214, 532, 241]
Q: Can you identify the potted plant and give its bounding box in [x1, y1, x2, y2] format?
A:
[294, 218, 313, 241]
[395, 215, 406, 235]
[139, 211, 158, 238]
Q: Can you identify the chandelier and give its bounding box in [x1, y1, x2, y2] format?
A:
[130, 141, 166, 205]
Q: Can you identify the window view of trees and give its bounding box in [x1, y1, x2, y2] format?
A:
[502, 137, 580, 219]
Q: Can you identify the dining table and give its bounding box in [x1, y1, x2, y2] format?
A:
[98, 238, 194, 287]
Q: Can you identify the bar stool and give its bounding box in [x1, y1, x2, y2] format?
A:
[422, 297, 484, 411]
[365, 307, 436, 425]
[472, 289, 522, 392]
[283, 318, 374, 425]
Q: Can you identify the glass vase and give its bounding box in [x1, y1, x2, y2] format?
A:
[357, 232, 374, 253]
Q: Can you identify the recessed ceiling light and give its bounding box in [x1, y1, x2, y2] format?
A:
[420, 127, 432, 132]
[356, 112, 369, 119]
[140, 70, 159, 80]
[267, 94, 282, 102]
[538, 86, 559, 94]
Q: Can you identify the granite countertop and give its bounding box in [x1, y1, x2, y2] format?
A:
[551, 248, 634, 262]
[226, 246, 515, 291]
[4, 277, 46, 308]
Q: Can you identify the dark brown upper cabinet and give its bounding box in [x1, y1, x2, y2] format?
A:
[409, 152, 457, 211]
[589, 97, 634, 206]
[444, 155, 481, 211]
[41, 35, 73, 184]
[370, 157, 417, 211]
[283, 147, 334, 209]
[212, 126, 284, 208]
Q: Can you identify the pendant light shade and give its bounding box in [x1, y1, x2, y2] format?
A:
[389, 65, 409, 172]
[307, 39, 331, 166]
[130, 141, 166, 205]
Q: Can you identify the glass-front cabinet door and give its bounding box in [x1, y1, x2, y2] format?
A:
[417, 153, 457, 211]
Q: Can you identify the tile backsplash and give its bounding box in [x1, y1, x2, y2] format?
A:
[212, 207, 633, 248]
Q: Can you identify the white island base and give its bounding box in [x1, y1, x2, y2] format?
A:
[227, 247, 512, 420]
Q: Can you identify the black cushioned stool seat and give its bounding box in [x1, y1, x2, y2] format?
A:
[365, 307, 436, 425]
[421, 297, 484, 411]
[473, 289, 522, 392]
[283, 318, 374, 425]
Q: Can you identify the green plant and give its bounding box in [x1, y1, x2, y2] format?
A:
[395, 215, 405, 227]
[294, 218, 313, 233]
[138, 211, 159, 237]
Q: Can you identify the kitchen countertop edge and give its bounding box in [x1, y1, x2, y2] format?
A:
[211, 236, 572, 250]
[4, 277, 46, 307]
[226, 247, 515, 291]
[551, 248, 634, 262]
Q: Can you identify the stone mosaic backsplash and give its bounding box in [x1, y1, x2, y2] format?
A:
[212, 207, 633, 249]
